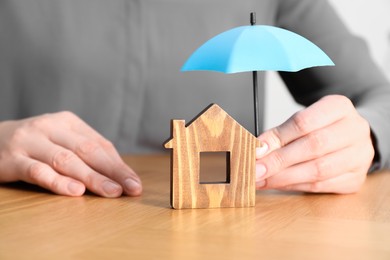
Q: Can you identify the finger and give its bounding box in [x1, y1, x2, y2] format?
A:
[257, 115, 368, 179]
[44, 112, 123, 164]
[257, 143, 373, 189]
[15, 155, 86, 196]
[258, 95, 355, 152]
[280, 171, 367, 194]
[48, 128, 142, 196]
[27, 138, 124, 198]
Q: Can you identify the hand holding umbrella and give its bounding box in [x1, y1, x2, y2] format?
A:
[181, 12, 375, 194]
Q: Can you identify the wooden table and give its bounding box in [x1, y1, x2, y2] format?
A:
[1, 154, 390, 259]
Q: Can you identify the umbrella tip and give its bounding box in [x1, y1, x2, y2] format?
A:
[250, 12, 256, 25]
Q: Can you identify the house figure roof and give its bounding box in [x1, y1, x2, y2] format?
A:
[165, 103, 260, 151]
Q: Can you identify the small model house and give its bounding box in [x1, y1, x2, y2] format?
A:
[164, 104, 262, 209]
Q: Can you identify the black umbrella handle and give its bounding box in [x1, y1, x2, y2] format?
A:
[250, 12, 260, 137]
[253, 71, 260, 137]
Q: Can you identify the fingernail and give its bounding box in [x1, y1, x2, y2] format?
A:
[256, 143, 268, 158]
[68, 181, 85, 196]
[256, 164, 267, 181]
[103, 181, 122, 195]
[125, 178, 142, 196]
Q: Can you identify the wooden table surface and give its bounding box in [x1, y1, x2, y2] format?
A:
[1, 154, 390, 260]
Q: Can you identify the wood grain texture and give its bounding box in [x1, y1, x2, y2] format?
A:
[1, 155, 390, 260]
[164, 104, 262, 209]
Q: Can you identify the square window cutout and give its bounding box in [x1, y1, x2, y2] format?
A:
[199, 152, 231, 184]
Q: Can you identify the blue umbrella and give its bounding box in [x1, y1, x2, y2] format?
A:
[182, 13, 334, 136]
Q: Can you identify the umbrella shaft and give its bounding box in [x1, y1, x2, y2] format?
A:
[253, 71, 260, 137]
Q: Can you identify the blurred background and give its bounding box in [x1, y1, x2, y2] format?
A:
[265, 0, 390, 130]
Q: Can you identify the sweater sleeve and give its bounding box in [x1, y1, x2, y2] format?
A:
[275, 0, 390, 169]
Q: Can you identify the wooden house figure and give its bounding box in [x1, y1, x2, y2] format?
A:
[164, 104, 262, 209]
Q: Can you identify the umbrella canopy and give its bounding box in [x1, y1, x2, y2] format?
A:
[181, 25, 334, 73]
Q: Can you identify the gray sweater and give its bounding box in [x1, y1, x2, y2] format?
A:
[1, 0, 389, 168]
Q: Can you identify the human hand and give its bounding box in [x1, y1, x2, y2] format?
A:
[0, 111, 142, 197]
[255, 95, 375, 194]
